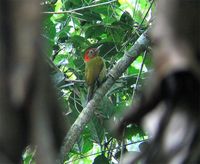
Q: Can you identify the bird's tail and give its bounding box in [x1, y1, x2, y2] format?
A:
[87, 85, 95, 102]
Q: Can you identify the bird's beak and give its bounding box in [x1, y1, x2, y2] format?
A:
[95, 44, 103, 53]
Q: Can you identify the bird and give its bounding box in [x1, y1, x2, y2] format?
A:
[84, 45, 106, 102]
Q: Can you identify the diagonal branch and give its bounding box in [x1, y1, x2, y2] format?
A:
[59, 29, 151, 163]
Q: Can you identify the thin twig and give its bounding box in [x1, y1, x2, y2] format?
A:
[64, 79, 85, 83]
[119, 130, 125, 164]
[132, 51, 147, 99]
[138, 0, 155, 28]
[65, 139, 149, 163]
[42, 0, 117, 14]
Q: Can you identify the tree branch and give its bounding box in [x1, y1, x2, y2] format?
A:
[59, 29, 151, 163]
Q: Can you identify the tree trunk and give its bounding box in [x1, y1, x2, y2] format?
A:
[0, 1, 67, 163]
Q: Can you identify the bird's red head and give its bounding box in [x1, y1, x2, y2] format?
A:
[84, 45, 102, 62]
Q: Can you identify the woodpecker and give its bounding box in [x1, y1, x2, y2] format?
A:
[84, 45, 106, 102]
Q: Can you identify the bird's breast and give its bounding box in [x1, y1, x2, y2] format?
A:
[85, 56, 104, 86]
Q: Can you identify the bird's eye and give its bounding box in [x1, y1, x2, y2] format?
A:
[89, 49, 94, 56]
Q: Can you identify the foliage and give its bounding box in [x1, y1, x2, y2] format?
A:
[23, 147, 36, 164]
[40, 0, 154, 163]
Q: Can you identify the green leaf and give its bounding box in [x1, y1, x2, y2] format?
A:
[144, 53, 153, 70]
[42, 16, 56, 39]
[82, 138, 93, 153]
[69, 35, 89, 49]
[52, 14, 68, 23]
[93, 154, 109, 164]
[87, 117, 105, 144]
[97, 42, 118, 59]
[63, 0, 81, 9]
[124, 124, 146, 140]
[91, 6, 114, 17]
[85, 25, 106, 38]
[42, 16, 56, 56]
[77, 10, 102, 23]
[23, 147, 35, 164]
[139, 0, 149, 10]
[68, 90, 83, 123]
[75, 127, 94, 154]
[120, 11, 134, 27]
[134, 10, 147, 25]
[42, 3, 55, 12]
